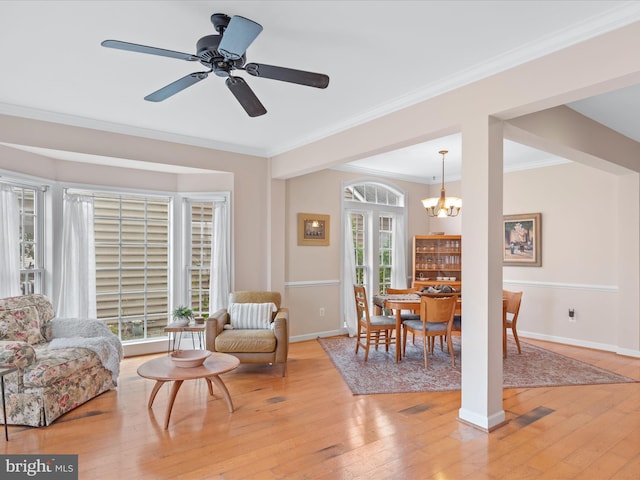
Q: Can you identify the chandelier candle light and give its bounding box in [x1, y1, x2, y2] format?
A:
[421, 150, 462, 218]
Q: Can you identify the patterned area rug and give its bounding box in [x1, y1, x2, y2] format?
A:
[318, 335, 637, 395]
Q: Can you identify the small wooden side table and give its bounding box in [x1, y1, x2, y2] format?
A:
[0, 366, 17, 441]
[164, 323, 206, 353]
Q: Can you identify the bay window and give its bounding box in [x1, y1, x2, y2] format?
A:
[70, 190, 171, 341]
[186, 200, 212, 317]
[0, 181, 45, 296]
[2, 175, 230, 346]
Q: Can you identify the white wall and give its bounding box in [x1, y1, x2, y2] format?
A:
[2, 20, 639, 359]
[284, 169, 439, 339]
[283, 160, 636, 354]
[0, 117, 271, 293]
[270, 24, 640, 355]
[503, 162, 620, 350]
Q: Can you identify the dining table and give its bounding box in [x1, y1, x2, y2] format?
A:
[374, 292, 494, 362]
[372, 293, 462, 362]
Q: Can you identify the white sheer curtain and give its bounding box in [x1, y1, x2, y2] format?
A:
[56, 194, 96, 318]
[343, 213, 357, 336]
[391, 214, 408, 288]
[209, 201, 230, 314]
[0, 184, 21, 297]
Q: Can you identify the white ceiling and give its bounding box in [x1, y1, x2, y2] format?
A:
[1, 1, 639, 182]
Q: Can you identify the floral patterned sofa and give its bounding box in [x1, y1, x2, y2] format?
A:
[0, 294, 123, 427]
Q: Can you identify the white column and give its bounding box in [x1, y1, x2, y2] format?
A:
[617, 172, 640, 356]
[459, 115, 505, 430]
[268, 177, 287, 294]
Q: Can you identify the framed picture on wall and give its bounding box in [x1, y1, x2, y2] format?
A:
[297, 213, 330, 246]
[503, 213, 541, 266]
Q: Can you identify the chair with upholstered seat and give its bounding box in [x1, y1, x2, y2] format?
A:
[450, 312, 462, 349]
[386, 287, 420, 344]
[385, 287, 419, 320]
[354, 285, 397, 361]
[503, 290, 523, 357]
[206, 291, 289, 376]
[402, 295, 458, 367]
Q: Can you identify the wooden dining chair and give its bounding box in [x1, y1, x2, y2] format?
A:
[503, 290, 523, 357]
[386, 287, 420, 343]
[353, 285, 397, 361]
[421, 293, 462, 354]
[402, 295, 458, 367]
[385, 288, 419, 316]
[450, 312, 462, 348]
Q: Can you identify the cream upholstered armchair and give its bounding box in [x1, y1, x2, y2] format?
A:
[206, 291, 289, 376]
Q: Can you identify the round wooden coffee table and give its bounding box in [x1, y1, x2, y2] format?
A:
[137, 352, 240, 429]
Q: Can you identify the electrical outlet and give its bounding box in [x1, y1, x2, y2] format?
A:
[319, 308, 325, 317]
[568, 308, 576, 322]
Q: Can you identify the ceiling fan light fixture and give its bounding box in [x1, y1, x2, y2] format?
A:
[421, 150, 461, 218]
[101, 12, 329, 117]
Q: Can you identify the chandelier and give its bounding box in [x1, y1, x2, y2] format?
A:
[421, 150, 461, 218]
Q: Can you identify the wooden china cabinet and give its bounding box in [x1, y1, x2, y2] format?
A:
[411, 235, 462, 291]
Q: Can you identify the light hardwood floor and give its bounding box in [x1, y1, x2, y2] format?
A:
[2, 337, 639, 479]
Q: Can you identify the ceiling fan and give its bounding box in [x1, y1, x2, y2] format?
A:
[101, 13, 330, 117]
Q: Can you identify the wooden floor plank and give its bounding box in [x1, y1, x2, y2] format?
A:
[1, 337, 638, 479]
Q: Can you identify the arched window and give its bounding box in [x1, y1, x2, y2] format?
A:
[342, 180, 407, 334]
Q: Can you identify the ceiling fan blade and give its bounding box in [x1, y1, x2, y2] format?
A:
[244, 63, 329, 89]
[101, 40, 198, 62]
[217, 16, 263, 60]
[144, 72, 209, 102]
[225, 76, 267, 117]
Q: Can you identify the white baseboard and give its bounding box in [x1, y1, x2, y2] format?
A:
[290, 329, 347, 343]
[458, 408, 506, 432]
[123, 339, 168, 357]
[519, 331, 640, 358]
[121, 328, 640, 359]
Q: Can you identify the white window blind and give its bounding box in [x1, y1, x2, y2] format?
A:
[82, 191, 171, 341]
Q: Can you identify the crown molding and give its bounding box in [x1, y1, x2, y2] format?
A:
[0, 102, 267, 158]
[266, 3, 640, 157]
[2, 4, 640, 160]
[333, 156, 570, 185]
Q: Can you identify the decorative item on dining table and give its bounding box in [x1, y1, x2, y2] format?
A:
[421, 285, 459, 294]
